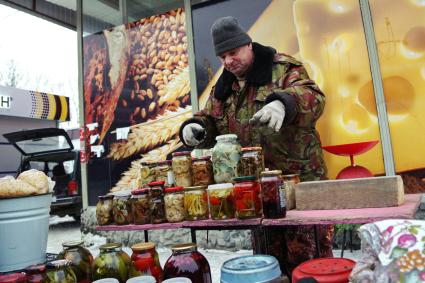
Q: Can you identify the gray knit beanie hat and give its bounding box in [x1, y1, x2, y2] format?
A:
[211, 16, 252, 56]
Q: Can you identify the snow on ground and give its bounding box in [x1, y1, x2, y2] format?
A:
[47, 216, 361, 283]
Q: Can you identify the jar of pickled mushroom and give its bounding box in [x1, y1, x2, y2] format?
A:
[45, 260, 77, 283]
[57, 240, 94, 283]
[164, 186, 186, 223]
[184, 186, 208, 221]
[152, 160, 173, 187]
[131, 188, 151, 225]
[112, 191, 133, 225]
[207, 183, 235, 220]
[260, 170, 286, 219]
[172, 151, 193, 187]
[238, 147, 265, 179]
[148, 181, 166, 224]
[212, 134, 241, 183]
[96, 195, 114, 226]
[93, 243, 131, 283]
[192, 156, 214, 186]
[233, 176, 262, 219]
[129, 242, 163, 282]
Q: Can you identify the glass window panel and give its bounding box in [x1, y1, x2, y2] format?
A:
[127, 0, 183, 23]
[370, 0, 425, 192]
[82, 0, 122, 35]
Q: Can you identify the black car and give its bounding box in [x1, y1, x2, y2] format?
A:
[4, 128, 82, 221]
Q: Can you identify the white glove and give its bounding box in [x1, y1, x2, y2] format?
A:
[249, 100, 286, 132]
[182, 123, 205, 146]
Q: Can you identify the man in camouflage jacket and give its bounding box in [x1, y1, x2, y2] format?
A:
[179, 16, 333, 273]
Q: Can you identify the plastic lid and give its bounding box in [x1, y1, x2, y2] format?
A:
[171, 243, 197, 252]
[216, 134, 238, 141]
[93, 279, 120, 283]
[131, 242, 156, 251]
[207, 183, 234, 191]
[184, 185, 207, 191]
[99, 242, 122, 251]
[165, 186, 184, 193]
[131, 188, 150, 195]
[62, 240, 84, 248]
[241, 147, 262, 152]
[98, 194, 114, 200]
[233, 176, 256, 182]
[172, 151, 191, 157]
[45, 259, 71, 270]
[192, 156, 211, 161]
[162, 278, 192, 283]
[112, 190, 132, 197]
[126, 276, 156, 283]
[0, 273, 26, 283]
[260, 170, 282, 176]
[297, 258, 355, 276]
[221, 255, 281, 283]
[148, 181, 165, 187]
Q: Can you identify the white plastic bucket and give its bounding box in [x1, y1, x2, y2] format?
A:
[93, 279, 120, 283]
[0, 193, 52, 272]
[126, 276, 156, 283]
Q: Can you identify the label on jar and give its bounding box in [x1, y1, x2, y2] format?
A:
[167, 171, 175, 186]
[279, 186, 286, 208]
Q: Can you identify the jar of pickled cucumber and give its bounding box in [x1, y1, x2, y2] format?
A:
[112, 191, 133, 225]
[152, 160, 173, 187]
[164, 186, 186, 223]
[57, 240, 94, 283]
[238, 147, 265, 179]
[192, 156, 214, 186]
[184, 186, 208, 221]
[93, 243, 131, 283]
[233, 176, 262, 219]
[212, 134, 241, 183]
[96, 195, 114, 226]
[172, 151, 193, 187]
[131, 188, 151, 225]
[207, 183, 235, 220]
[148, 181, 166, 224]
[45, 260, 77, 283]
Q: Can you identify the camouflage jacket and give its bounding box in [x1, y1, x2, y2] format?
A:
[180, 43, 327, 181]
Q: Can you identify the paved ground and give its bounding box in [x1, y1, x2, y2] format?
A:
[48, 216, 361, 283]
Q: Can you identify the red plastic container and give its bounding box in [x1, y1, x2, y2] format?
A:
[291, 258, 355, 283]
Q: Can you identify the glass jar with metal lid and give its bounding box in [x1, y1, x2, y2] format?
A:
[131, 188, 151, 225]
[148, 181, 166, 224]
[172, 151, 193, 187]
[260, 170, 286, 219]
[129, 242, 163, 282]
[57, 240, 94, 283]
[24, 264, 46, 283]
[112, 191, 133, 225]
[220, 255, 287, 283]
[192, 156, 214, 186]
[93, 243, 131, 283]
[207, 183, 235, 220]
[45, 260, 77, 283]
[238, 147, 265, 179]
[212, 134, 241, 183]
[281, 173, 300, 210]
[164, 243, 212, 283]
[184, 186, 208, 220]
[96, 195, 114, 226]
[233, 176, 262, 219]
[152, 160, 173, 187]
[138, 162, 157, 188]
[164, 186, 186, 223]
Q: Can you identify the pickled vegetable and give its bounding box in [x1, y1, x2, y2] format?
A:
[184, 186, 208, 220]
[164, 187, 185, 222]
[207, 184, 235, 220]
[129, 243, 163, 282]
[233, 176, 262, 219]
[212, 134, 241, 183]
[57, 241, 94, 283]
[96, 195, 114, 226]
[238, 147, 265, 179]
[172, 152, 193, 187]
[45, 260, 77, 283]
[93, 243, 131, 283]
[152, 160, 172, 187]
[148, 181, 166, 224]
[131, 189, 151, 225]
[112, 192, 133, 225]
[192, 157, 214, 186]
[136, 162, 157, 188]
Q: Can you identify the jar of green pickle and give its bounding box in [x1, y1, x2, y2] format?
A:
[57, 240, 94, 283]
[184, 186, 208, 220]
[112, 191, 133, 225]
[238, 147, 265, 179]
[148, 181, 166, 224]
[172, 151, 193, 187]
[192, 156, 214, 186]
[131, 188, 151, 225]
[212, 134, 241, 183]
[96, 195, 114, 226]
[45, 260, 77, 283]
[207, 183, 235, 220]
[93, 243, 131, 283]
[164, 186, 186, 222]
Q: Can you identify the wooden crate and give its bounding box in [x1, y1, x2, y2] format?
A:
[295, 176, 405, 210]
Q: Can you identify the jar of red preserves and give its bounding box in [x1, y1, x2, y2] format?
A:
[164, 243, 211, 283]
[260, 170, 286, 218]
[233, 176, 262, 219]
[129, 242, 163, 282]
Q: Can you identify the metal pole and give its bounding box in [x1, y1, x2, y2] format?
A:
[359, 0, 395, 176]
[77, 0, 89, 209]
[119, 0, 127, 25]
